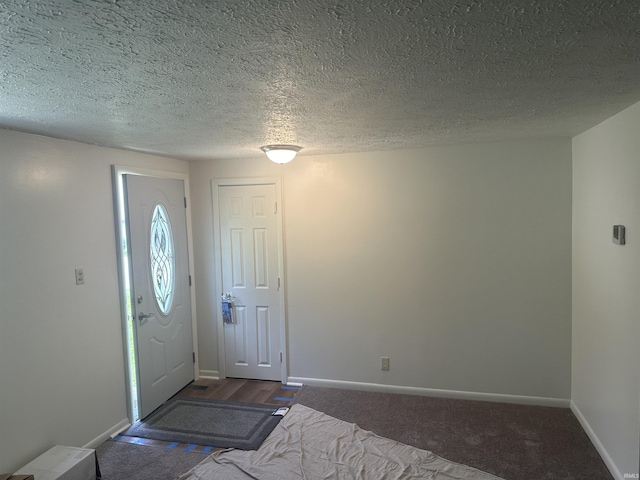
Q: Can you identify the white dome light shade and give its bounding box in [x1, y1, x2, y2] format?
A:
[260, 144, 302, 164]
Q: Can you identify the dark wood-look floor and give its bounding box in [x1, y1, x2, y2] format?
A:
[177, 378, 300, 405]
[113, 378, 301, 453]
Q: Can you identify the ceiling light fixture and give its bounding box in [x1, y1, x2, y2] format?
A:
[260, 144, 302, 164]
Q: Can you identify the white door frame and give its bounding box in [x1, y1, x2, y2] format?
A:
[212, 177, 287, 383]
[112, 165, 199, 422]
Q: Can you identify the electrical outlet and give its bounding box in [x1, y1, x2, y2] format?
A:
[381, 356, 390, 371]
[75, 268, 84, 285]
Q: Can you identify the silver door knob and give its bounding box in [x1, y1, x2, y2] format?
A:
[138, 312, 153, 321]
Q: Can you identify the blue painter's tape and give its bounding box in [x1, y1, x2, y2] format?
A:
[274, 396, 296, 402]
[184, 444, 197, 452]
[201, 446, 213, 453]
[281, 385, 301, 391]
[114, 436, 124, 441]
[166, 442, 179, 450]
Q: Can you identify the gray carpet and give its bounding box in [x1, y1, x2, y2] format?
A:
[124, 398, 281, 450]
[97, 385, 614, 479]
[96, 441, 204, 480]
[296, 386, 614, 480]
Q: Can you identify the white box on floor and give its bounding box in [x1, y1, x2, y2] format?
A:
[15, 446, 95, 480]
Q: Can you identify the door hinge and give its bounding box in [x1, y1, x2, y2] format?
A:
[280, 352, 283, 363]
[277, 277, 281, 290]
[193, 352, 196, 364]
[189, 275, 192, 287]
[184, 197, 187, 208]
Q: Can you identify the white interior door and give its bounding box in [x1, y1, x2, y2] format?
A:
[218, 184, 283, 381]
[124, 175, 194, 418]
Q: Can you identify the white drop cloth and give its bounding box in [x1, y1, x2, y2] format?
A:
[180, 404, 504, 480]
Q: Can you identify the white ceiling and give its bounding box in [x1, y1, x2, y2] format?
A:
[1, 0, 639, 161]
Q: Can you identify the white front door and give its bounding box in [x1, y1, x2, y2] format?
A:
[124, 175, 194, 418]
[217, 183, 283, 381]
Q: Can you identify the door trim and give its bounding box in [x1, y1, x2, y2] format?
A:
[211, 177, 287, 383]
[112, 165, 199, 422]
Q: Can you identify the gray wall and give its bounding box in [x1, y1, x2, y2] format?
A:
[572, 100, 640, 478]
[190, 139, 573, 401]
[0, 129, 188, 473]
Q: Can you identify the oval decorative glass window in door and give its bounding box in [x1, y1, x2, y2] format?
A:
[149, 203, 175, 315]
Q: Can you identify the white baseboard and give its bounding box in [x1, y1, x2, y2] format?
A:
[83, 418, 131, 449]
[570, 401, 623, 480]
[288, 376, 570, 408]
[198, 370, 220, 380]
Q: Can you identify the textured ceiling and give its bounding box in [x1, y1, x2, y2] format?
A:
[1, 0, 639, 161]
